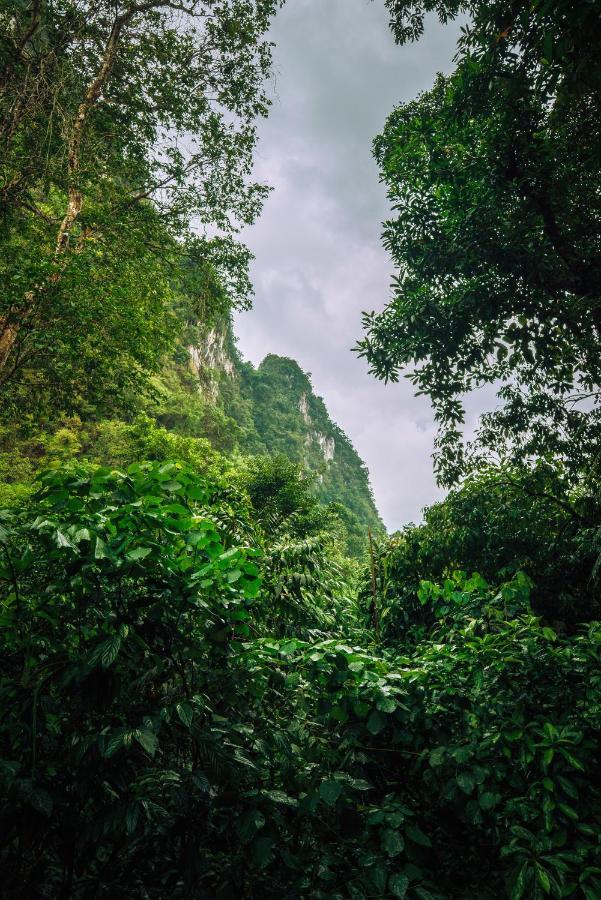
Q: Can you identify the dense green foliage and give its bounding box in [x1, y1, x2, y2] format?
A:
[2, 464, 600, 897]
[0, 322, 382, 557]
[1, 0, 601, 897]
[0, 0, 379, 554]
[233, 353, 383, 549]
[360, 0, 601, 485]
[167, 312, 383, 544]
[363, 463, 601, 641]
[0, 0, 277, 414]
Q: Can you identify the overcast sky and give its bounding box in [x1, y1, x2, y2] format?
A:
[234, 0, 469, 530]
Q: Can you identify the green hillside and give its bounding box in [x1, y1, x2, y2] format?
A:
[240, 354, 378, 526]
[183, 319, 382, 541]
[0, 308, 382, 556]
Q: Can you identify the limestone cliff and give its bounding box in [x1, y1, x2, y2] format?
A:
[186, 319, 383, 538]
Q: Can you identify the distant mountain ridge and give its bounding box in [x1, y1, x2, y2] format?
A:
[187, 318, 383, 541]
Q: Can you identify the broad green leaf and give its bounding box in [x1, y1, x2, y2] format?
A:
[456, 772, 475, 795]
[557, 775, 578, 799]
[192, 771, 212, 793]
[405, 825, 431, 847]
[509, 862, 530, 900]
[126, 547, 152, 561]
[353, 701, 370, 718]
[103, 730, 126, 758]
[55, 530, 77, 551]
[126, 803, 139, 835]
[381, 828, 404, 857]
[376, 695, 397, 713]
[135, 730, 159, 757]
[536, 864, 551, 894]
[559, 750, 585, 772]
[348, 658, 365, 672]
[479, 792, 497, 811]
[101, 636, 121, 669]
[94, 536, 109, 559]
[389, 873, 409, 898]
[176, 702, 193, 728]
[330, 704, 348, 723]
[366, 709, 386, 735]
[252, 836, 274, 869]
[429, 747, 445, 767]
[162, 480, 183, 493]
[319, 780, 342, 806]
[262, 790, 298, 807]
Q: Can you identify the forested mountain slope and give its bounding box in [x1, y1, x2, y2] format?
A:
[0, 309, 382, 556]
[185, 318, 382, 535]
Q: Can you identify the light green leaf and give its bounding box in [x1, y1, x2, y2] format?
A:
[126, 547, 152, 561]
[376, 696, 397, 713]
[94, 536, 109, 559]
[162, 480, 183, 493]
[348, 658, 365, 672]
[536, 864, 551, 894]
[262, 789, 298, 807]
[429, 747, 445, 767]
[55, 530, 77, 551]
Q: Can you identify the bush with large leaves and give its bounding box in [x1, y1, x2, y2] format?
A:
[360, 463, 601, 643]
[246, 575, 601, 899]
[0, 460, 286, 896]
[1, 461, 600, 898]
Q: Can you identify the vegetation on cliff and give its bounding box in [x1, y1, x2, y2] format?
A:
[1, 1, 600, 897]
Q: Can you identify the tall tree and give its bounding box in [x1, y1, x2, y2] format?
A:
[0, 0, 279, 404]
[358, 0, 601, 484]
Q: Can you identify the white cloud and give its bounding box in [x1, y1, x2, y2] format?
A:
[234, 1, 468, 529]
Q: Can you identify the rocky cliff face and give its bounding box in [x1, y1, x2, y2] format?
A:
[189, 327, 235, 376]
[187, 319, 382, 535]
[188, 326, 235, 402]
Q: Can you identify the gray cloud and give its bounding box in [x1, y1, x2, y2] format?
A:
[234, 1, 472, 530]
